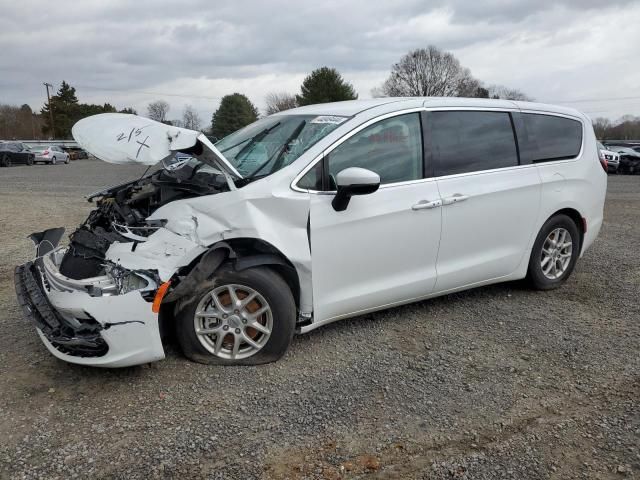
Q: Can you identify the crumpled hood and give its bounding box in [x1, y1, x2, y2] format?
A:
[72, 113, 242, 178]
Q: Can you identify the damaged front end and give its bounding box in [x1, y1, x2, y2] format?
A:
[13, 114, 243, 366]
[13, 157, 230, 366]
[14, 226, 170, 366]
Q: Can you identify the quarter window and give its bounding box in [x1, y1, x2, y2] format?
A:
[326, 113, 423, 186]
[297, 160, 323, 191]
[521, 113, 582, 162]
[428, 111, 519, 177]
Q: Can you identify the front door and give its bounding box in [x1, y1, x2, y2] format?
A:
[305, 112, 443, 323]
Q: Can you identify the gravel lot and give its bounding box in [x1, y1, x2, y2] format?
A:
[0, 160, 638, 479]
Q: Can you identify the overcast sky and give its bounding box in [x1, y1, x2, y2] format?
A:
[1, 0, 639, 125]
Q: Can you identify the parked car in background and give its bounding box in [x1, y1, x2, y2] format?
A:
[62, 146, 79, 160]
[597, 142, 619, 173]
[606, 146, 640, 174]
[62, 146, 89, 160]
[0, 142, 35, 167]
[15, 99, 606, 368]
[30, 145, 70, 165]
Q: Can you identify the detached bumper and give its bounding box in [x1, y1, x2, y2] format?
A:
[14, 251, 165, 368]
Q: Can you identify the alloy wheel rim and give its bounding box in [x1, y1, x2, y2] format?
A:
[193, 284, 273, 360]
[540, 227, 573, 280]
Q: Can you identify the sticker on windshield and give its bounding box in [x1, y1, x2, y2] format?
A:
[310, 116, 348, 125]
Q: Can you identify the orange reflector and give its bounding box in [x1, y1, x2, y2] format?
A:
[152, 281, 171, 313]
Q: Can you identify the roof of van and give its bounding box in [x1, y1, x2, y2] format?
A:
[279, 97, 583, 119]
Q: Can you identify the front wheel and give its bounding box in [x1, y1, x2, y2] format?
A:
[0, 154, 10, 167]
[527, 214, 580, 290]
[176, 266, 296, 365]
[51, 156, 57, 165]
[65, 157, 69, 164]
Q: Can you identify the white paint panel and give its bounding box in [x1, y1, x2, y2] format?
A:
[310, 181, 442, 322]
[434, 166, 541, 292]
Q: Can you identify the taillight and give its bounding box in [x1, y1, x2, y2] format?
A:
[598, 150, 607, 172]
[599, 156, 608, 172]
[42, 150, 49, 155]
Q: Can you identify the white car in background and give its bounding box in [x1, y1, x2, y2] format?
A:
[15, 98, 606, 368]
[597, 142, 619, 173]
[31, 145, 70, 165]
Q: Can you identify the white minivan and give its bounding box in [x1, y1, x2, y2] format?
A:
[15, 98, 606, 367]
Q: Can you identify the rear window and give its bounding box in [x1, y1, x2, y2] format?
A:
[428, 111, 519, 177]
[522, 114, 582, 162]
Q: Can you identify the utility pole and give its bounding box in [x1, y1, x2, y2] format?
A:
[43, 82, 56, 140]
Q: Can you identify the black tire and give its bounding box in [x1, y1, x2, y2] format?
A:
[175, 266, 296, 366]
[27, 156, 34, 166]
[1, 154, 11, 167]
[65, 157, 69, 164]
[527, 214, 580, 290]
[51, 156, 57, 165]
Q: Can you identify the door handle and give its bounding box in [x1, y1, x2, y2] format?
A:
[442, 194, 469, 205]
[411, 199, 442, 210]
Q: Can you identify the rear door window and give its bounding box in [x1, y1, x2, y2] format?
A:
[427, 111, 519, 177]
[521, 113, 582, 162]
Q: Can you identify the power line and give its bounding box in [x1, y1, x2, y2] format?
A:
[550, 95, 640, 104]
[75, 83, 640, 105]
[74, 84, 222, 101]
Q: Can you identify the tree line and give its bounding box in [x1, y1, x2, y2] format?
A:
[1, 44, 636, 141]
[592, 116, 640, 140]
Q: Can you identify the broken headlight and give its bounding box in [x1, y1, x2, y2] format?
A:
[107, 266, 157, 295]
[119, 272, 151, 294]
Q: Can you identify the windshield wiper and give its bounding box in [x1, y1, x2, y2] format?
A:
[219, 122, 281, 155]
[246, 120, 306, 178]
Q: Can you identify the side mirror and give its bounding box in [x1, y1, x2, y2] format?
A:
[331, 167, 380, 211]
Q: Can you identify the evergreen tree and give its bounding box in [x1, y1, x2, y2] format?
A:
[211, 93, 259, 139]
[40, 81, 127, 138]
[296, 67, 357, 106]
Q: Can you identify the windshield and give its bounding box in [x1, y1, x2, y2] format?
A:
[214, 114, 348, 178]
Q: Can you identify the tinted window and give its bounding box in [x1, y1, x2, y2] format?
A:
[326, 113, 423, 186]
[429, 111, 518, 177]
[522, 113, 582, 162]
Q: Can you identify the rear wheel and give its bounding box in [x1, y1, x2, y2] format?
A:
[65, 157, 69, 164]
[0, 154, 10, 167]
[176, 266, 296, 365]
[527, 214, 580, 290]
[27, 156, 34, 166]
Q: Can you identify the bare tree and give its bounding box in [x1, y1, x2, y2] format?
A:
[592, 116, 640, 140]
[0, 104, 43, 139]
[182, 105, 202, 130]
[147, 100, 170, 122]
[264, 93, 298, 115]
[592, 117, 612, 139]
[487, 85, 533, 101]
[379, 46, 480, 97]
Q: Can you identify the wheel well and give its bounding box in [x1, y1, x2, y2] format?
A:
[159, 238, 301, 343]
[550, 208, 584, 247]
[223, 238, 301, 309]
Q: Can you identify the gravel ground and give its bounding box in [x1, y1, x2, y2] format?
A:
[0, 160, 638, 480]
